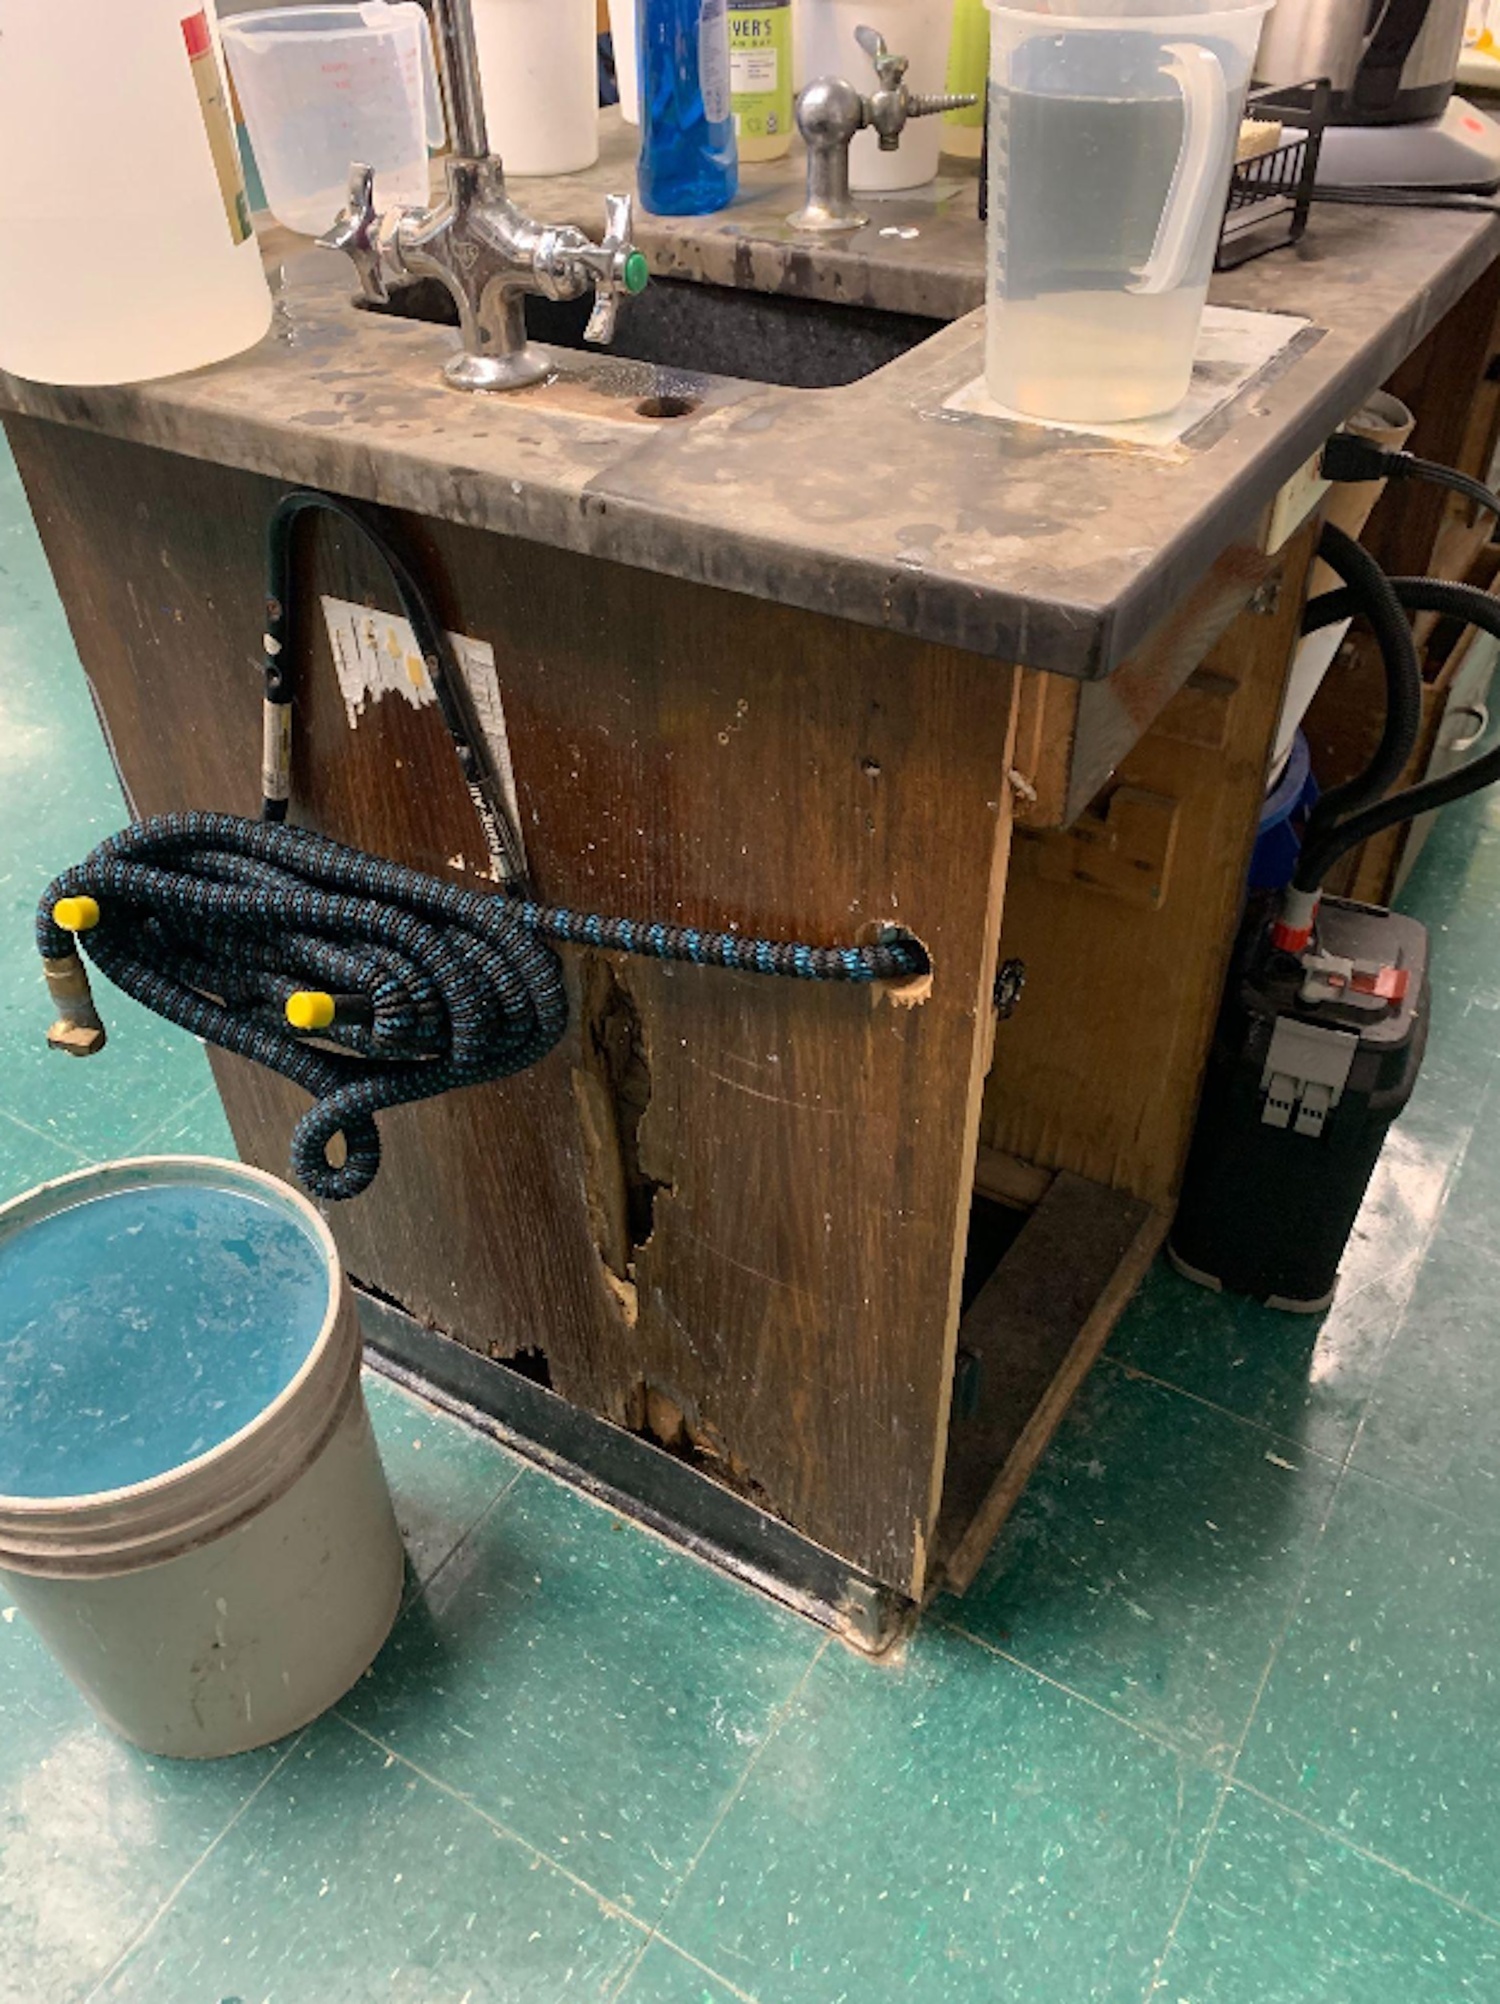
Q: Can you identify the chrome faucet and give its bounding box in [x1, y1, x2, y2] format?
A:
[788, 26, 976, 234]
[322, 0, 648, 391]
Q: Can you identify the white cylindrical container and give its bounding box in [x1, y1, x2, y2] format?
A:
[0, 1157, 404, 1760]
[0, 0, 272, 386]
[794, 0, 953, 190]
[609, 0, 642, 121]
[471, 0, 601, 174]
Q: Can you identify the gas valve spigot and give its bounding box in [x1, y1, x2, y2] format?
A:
[788, 23, 977, 233]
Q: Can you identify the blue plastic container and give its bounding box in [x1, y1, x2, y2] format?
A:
[638, 0, 738, 214]
[1249, 729, 1319, 892]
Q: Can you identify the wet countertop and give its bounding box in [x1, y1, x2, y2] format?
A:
[2, 111, 1497, 680]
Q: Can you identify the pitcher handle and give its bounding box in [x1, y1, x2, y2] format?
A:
[1128, 42, 1228, 299]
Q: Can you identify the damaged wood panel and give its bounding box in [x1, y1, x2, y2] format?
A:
[9, 414, 1020, 1592]
[5, 416, 616, 1407]
[979, 513, 1319, 1211]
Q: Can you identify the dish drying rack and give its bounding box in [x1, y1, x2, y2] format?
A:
[1215, 80, 1331, 271]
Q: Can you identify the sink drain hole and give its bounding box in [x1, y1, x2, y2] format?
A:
[635, 394, 700, 420]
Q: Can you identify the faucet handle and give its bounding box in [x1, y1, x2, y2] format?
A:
[854, 24, 907, 92]
[573, 193, 650, 345]
[320, 163, 392, 305]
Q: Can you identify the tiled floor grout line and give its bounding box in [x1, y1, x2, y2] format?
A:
[332, 1713, 657, 1933]
[610, 1634, 837, 2004]
[1098, 1354, 1348, 1473]
[0, 1103, 92, 1165]
[127, 1081, 223, 1155]
[1140, 1398, 1359, 2001]
[626, 1935, 765, 2004]
[78, 1729, 310, 2004]
[930, 1614, 1203, 1765]
[1226, 1777, 1500, 1933]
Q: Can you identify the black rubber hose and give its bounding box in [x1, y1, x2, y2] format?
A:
[1292, 577, 1500, 890]
[1292, 523, 1424, 892]
[265, 489, 531, 890]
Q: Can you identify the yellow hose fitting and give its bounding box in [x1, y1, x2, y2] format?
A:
[52, 895, 101, 933]
[42, 953, 107, 1057]
[286, 990, 336, 1032]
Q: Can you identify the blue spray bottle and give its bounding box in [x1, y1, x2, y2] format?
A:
[638, 0, 738, 215]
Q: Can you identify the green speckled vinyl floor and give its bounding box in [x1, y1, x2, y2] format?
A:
[3, 433, 1500, 2004]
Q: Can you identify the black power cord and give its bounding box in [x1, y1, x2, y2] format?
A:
[1322, 432, 1500, 527]
[1295, 575, 1500, 888]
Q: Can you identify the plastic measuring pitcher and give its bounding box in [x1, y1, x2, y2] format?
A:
[222, 3, 443, 237]
[984, 0, 1271, 422]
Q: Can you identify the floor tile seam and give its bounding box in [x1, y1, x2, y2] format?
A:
[394, 1459, 531, 1609]
[127, 1083, 223, 1154]
[1220, 1448, 1348, 1790]
[0, 1103, 92, 1164]
[638, 1930, 765, 2004]
[642, 1633, 833, 1939]
[1140, 1774, 1234, 2003]
[1226, 1776, 1500, 1932]
[1098, 1354, 1347, 1471]
[405, 1458, 530, 1600]
[928, 1614, 1215, 1765]
[604, 1930, 656, 2002]
[331, 1712, 656, 1934]
[77, 1728, 309, 2004]
[1328, 1447, 1500, 1538]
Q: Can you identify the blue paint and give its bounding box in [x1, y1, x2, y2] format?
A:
[0, 1182, 330, 1500]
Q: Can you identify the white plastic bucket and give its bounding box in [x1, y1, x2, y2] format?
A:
[0, 1157, 404, 1759]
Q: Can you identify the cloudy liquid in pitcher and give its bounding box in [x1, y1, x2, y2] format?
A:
[985, 75, 1217, 422]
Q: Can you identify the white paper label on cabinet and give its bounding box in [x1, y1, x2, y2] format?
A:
[319, 594, 527, 879]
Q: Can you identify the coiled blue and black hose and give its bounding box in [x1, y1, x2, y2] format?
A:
[37, 492, 927, 1200]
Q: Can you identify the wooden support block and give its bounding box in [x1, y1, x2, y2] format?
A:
[981, 513, 1320, 1210]
[971, 1145, 1054, 1212]
[935, 1172, 1166, 1594]
[1032, 781, 1180, 909]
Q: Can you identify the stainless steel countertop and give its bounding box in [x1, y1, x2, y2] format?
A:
[3, 113, 1496, 680]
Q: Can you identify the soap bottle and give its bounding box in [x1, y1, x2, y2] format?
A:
[729, 0, 792, 162]
[638, 0, 739, 213]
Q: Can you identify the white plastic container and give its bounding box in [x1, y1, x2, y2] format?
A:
[984, 0, 1271, 423]
[795, 0, 953, 190]
[471, 0, 601, 174]
[609, 0, 642, 121]
[0, 1158, 404, 1760]
[0, 0, 272, 387]
[222, 3, 444, 237]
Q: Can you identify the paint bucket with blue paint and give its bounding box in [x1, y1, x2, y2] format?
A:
[0, 1157, 403, 1758]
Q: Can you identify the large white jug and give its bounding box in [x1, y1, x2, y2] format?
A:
[0, 1, 272, 386]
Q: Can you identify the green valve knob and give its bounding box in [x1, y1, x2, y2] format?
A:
[623, 250, 650, 296]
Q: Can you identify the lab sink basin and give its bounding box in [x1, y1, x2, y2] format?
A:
[364, 272, 948, 391]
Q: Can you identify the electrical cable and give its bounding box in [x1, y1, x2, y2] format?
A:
[1322, 432, 1500, 525]
[1290, 522, 1424, 895]
[37, 494, 930, 1202]
[1293, 574, 1500, 889]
